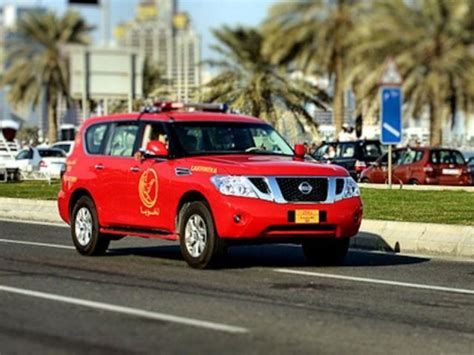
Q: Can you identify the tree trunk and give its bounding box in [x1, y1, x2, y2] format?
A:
[430, 88, 443, 147]
[48, 99, 58, 144]
[333, 53, 344, 136]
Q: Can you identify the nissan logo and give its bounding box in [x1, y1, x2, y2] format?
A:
[298, 181, 313, 195]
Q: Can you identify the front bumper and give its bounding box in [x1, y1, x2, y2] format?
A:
[210, 196, 363, 240]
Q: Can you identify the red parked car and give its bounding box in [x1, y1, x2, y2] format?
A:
[360, 147, 472, 185]
[58, 102, 363, 268]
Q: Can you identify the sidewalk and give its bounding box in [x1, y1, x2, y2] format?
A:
[0, 197, 472, 259]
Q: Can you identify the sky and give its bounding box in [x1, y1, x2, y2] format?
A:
[0, 0, 279, 60]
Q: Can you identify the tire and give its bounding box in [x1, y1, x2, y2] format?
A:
[302, 238, 350, 266]
[71, 196, 110, 256]
[408, 179, 419, 185]
[179, 201, 226, 269]
[360, 177, 370, 183]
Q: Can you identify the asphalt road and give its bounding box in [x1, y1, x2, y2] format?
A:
[0, 219, 473, 355]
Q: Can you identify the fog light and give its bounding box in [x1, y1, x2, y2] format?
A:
[234, 215, 241, 223]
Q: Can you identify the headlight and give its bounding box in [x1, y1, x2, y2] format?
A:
[343, 177, 360, 198]
[211, 175, 258, 198]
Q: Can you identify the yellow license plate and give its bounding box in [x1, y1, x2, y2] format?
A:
[295, 210, 319, 224]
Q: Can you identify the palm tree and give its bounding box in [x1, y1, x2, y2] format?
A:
[142, 57, 171, 99]
[351, 0, 474, 146]
[2, 11, 92, 143]
[263, 0, 360, 136]
[203, 26, 329, 138]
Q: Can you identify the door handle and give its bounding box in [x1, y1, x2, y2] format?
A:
[94, 164, 105, 170]
[130, 166, 141, 173]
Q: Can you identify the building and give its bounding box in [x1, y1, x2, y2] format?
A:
[115, 0, 201, 102]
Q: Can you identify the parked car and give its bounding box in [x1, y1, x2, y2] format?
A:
[312, 140, 384, 179]
[14, 147, 66, 179]
[58, 102, 363, 268]
[360, 147, 472, 185]
[51, 141, 75, 156]
[462, 151, 474, 185]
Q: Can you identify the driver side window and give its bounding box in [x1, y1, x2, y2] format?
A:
[141, 123, 168, 149]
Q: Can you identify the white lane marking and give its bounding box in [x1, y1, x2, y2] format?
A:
[0, 285, 248, 334]
[274, 269, 474, 296]
[0, 238, 74, 250]
[382, 123, 401, 137]
[0, 218, 68, 228]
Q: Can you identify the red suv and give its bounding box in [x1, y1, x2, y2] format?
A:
[360, 147, 472, 185]
[58, 103, 363, 268]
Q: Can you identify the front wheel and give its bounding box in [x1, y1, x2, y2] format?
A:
[71, 196, 110, 256]
[302, 238, 350, 266]
[179, 201, 226, 269]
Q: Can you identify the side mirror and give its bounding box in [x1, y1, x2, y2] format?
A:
[294, 144, 306, 159]
[143, 140, 168, 158]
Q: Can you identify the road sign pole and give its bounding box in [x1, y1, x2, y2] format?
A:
[379, 57, 403, 189]
[388, 145, 392, 188]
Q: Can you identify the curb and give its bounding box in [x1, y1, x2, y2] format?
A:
[353, 220, 473, 259]
[0, 197, 472, 260]
[0, 197, 60, 223]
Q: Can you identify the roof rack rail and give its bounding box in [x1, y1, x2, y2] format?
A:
[139, 101, 230, 114]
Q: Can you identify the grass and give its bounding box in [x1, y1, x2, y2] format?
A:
[0, 180, 60, 200]
[360, 188, 474, 226]
[0, 181, 472, 225]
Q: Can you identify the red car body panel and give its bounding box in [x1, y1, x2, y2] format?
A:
[58, 112, 363, 242]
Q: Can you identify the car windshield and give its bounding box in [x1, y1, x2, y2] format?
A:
[53, 144, 71, 153]
[39, 149, 66, 158]
[172, 122, 294, 156]
[430, 150, 465, 165]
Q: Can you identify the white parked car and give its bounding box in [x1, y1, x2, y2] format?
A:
[51, 141, 75, 156]
[14, 147, 66, 179]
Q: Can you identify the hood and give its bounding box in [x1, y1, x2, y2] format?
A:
[186, 154, 349, 176]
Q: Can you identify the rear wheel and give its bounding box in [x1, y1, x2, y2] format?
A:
[71, 196, 110, 256]
[302, 238, 350, 265]
[360, 177, 370, 183]
[179, 201, 226, 269]
[408, 179, 419, 185]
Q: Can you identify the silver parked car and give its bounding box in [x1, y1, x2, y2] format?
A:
[14, 147, 66, 179]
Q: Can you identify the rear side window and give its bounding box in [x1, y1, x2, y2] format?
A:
[106, 123, 139, 157]
[363, 143, 382, 158]
[86, 124, 108, 155]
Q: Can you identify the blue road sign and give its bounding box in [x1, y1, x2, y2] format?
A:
[380, 86, 402, 144]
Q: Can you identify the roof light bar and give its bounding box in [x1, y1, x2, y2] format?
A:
[140, 101, 229, 114]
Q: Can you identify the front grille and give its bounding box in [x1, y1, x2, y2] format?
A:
[249, 177, 270, 194]
[276, 178, 328, 202]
